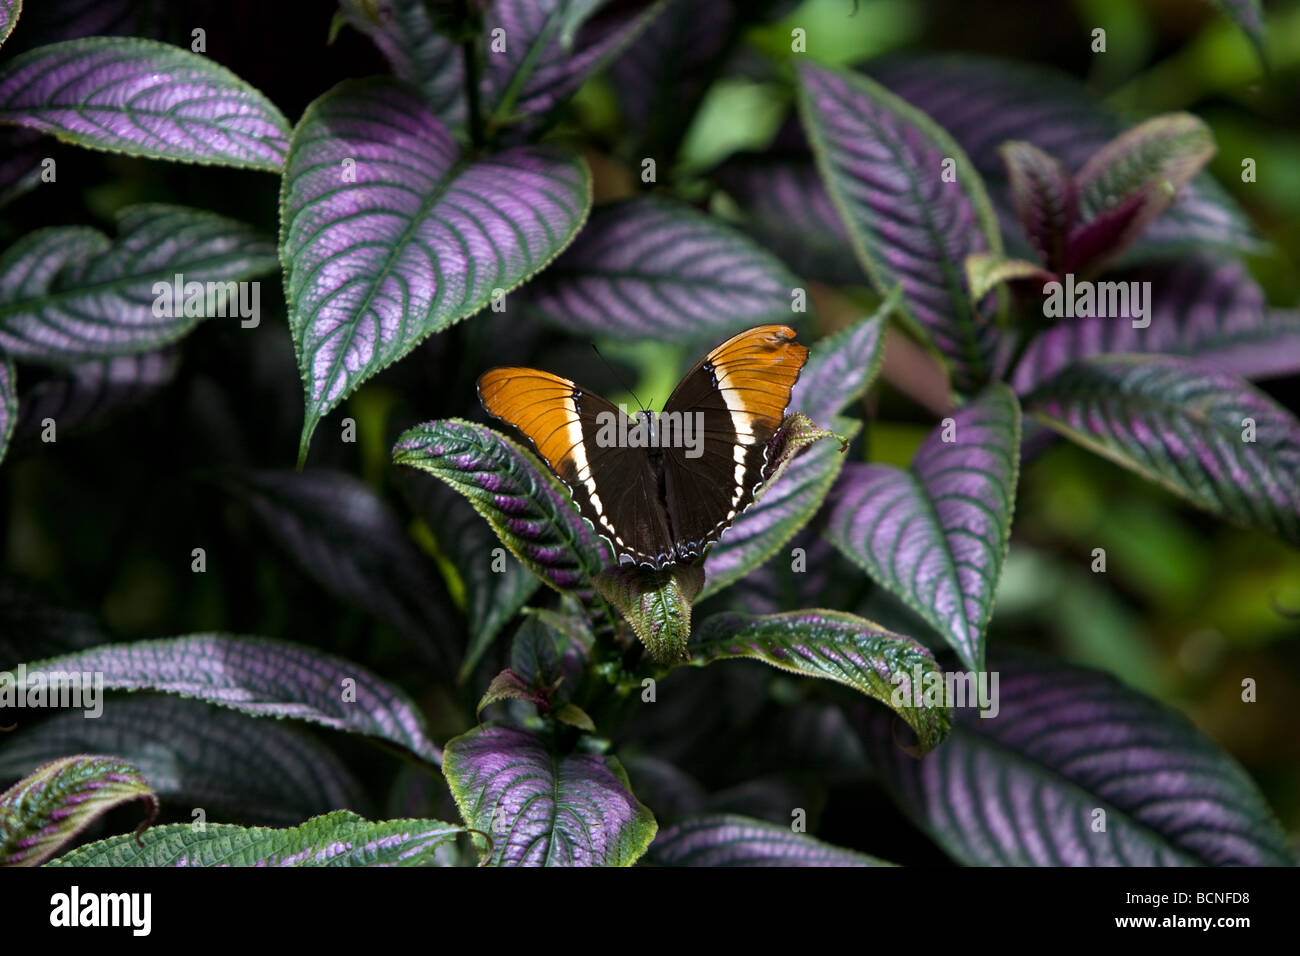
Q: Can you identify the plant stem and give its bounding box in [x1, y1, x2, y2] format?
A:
[456, 0, 485, 149]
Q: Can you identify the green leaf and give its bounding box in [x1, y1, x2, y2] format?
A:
[12, 635, 444, 765]
[1026, 355, 1300, 545]
[963, 253, 1053, 302]
[648, 814, 895, 866]
[595, 564, 704, 664]
[1204, 0, 1267, 64]
[1, 755, 158, 866]
[443, 726, 657, 866]
[0, 205, 277, 365]
[393, 419, 611, 611]
[686, 609, 952, 753]
[49, 810, 463, 867]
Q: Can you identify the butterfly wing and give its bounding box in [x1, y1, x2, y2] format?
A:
[477, 367, 676, 567]
[660, 325, 808, 561]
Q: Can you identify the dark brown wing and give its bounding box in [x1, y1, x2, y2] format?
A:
[477, 367, 676, 567]
[659, 325, 808, 561]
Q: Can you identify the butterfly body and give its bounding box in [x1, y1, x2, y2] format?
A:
[478, 325, 808, 569]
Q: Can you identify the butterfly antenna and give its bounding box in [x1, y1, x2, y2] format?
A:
[591, 344, 649, 412]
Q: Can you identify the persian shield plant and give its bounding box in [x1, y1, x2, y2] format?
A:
[0, 0, 1295, 869]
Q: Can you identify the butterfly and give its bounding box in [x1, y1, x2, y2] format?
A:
[478, 325, 808, 569]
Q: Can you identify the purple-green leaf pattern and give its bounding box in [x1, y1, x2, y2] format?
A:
[1069, 113, 1216, 273]
[1, 754, 158, 866]
[220, 469, 459, 671]
[0, 357, 14, 466]
[862, 654, 1292, 865]
[700, 416, 856, 600]
[0, 38, 289, 170]
[787, 295, 891, 425]
[827, 385, 1021, 671]
[595, 563, 703, 664]
[796, 61, 1002, 391]
[869, 54, 1259, 264]
[0, 204, 276, 364]
[0, 696, 366, 826]
[14, 348, 179, 437]
[343, 0, 661, 130]
[14, 635, 443, 765]
[280, 79, 591, 462]
[1011, 257, 1300, 392]
[49, 810, 463, 867]
[648, 814, 893, 866]
[1026, 355, 1300, 545]
[443, 725, 657, 866]
[393, 419, 611, 606]
[1001, 141, 1076, 272]
[687, 609, 951, 753]
[521, 195, 799, 342]
[0, 0, 18, 48]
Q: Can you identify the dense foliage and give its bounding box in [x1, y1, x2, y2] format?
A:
[0, 0, 1297, 867]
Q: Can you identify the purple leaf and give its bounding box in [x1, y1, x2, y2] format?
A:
[1011, 257, 1300, 392]
[510, 607, 594, 694]
[0, 754, 158, 866]
[788, 295, 890, 425]
[0, 204, 276, 364]
[1067, 113, 1216, 274]
[1026, 355, 1300, 545]
[402, 473, 539, 682]
[219, 469, 460, 672]
[14, 635, 443, 764]
[521, 195, 798, 342]
[713, 142, 866, 285]
[343, 0, 661, 130]
[280, 79, 590, 463]
[442, 725, 657, 866]
[0, 127, 43, 209]
[827, 385, 1021, 671]
[477, 667, 550, 715]
[688, 609, 952, 752]
[393, 419, 611, 609]
[0, 0, 18, 49]
[0, 38, 290, 170]
[700, 415, 856, 599]
[796, 61, 1002, 392]
[14, 348, 179, 438]
[0, 696, 367, 827]
[861, 654, 1292, 865]
[648, 814, 892, 866]
[869, 54, 1261, 264]
[49, 809, 463, 867]
[0, 357, 14, 467]
[1000, 141, 1076, 272]
[696, 411, 846, 598]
